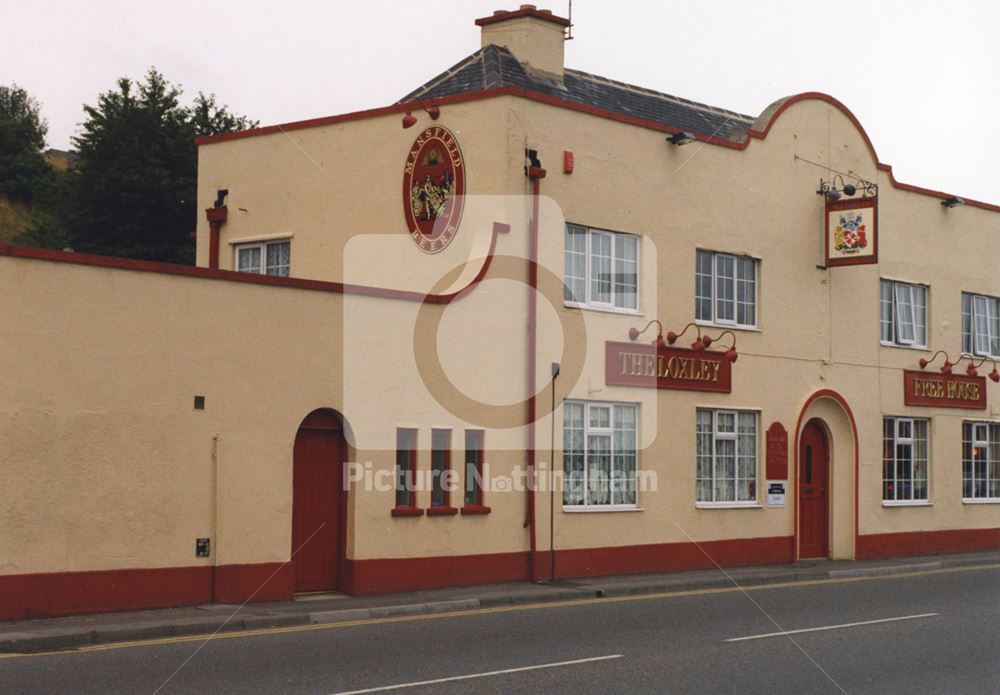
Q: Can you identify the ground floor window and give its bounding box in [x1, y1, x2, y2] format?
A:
[882, 418, 929, 502]
[963, 421, 1000, 501]
[696, 409, 757, 504]
[563, 401, 637, 508]
[464, 430, 485, 507]
[394, 428, 417, 509]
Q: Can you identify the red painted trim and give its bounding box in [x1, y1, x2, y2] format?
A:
[526, 174, 542, 581]
[552, 536, 794, 579]
[390, 506, 424, 517]
[0, 217, 504, 306]
[792, 390, 860, 561]
[856, 528, 1000, 560]
[426, 506, 459, 516]
[475, 7, 571, 27]
[0, 562, 290, 621]
[461, 504, 492, 515]
[213, 562, 293, 604]
[205, 207, 227, 270]
[196, 89, 1000, 212]
[346, 552, 530, 595]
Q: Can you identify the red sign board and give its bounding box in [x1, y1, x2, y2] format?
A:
[903, 370, 987, 409]
[605, 342, 732, 393]
[766, 422, 789, 480]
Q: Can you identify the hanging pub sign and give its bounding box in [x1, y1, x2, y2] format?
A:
[825, 196, 878, 267]
[605, 341, 732, 393]
[903, 370, 987, 409]
[403, 126, 465, 253]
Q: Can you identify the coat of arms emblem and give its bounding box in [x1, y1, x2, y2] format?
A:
[402, 126, 465, 253]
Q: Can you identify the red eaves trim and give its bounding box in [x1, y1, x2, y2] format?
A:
[475, 7, 571, 27]
[0, 219, 502, 306]
[197, 88, 1000, 213]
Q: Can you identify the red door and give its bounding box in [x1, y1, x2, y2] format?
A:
[798, 421, 829, 559]
[292, 411, 345, 592]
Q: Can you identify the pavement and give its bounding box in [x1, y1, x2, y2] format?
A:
[2, 550, 997, 655]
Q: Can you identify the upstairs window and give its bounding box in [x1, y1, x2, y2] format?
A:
[696, 250, 757, 328]
[962, 292, 1000, 358]
[880, 279, 927, 347]
[235, 240, 290, 277]
[564, 225, 639, 311]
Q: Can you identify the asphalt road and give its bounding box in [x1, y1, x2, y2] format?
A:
[2, 565, 998, 694]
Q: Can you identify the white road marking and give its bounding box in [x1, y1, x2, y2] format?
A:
[328, 654, 624, 694]
[725, 613, 940, 642]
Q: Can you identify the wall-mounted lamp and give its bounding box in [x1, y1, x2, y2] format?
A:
[817, 174, 876, 200]
[941, 196, 964, 208]
[629, 319, 667, 349]
[919, 350, 955, 375]
[666, 131, 696, 146]
[401, 102, 440, 129]
[630, 322, 738, 363]
[960, 356, 1000, 382]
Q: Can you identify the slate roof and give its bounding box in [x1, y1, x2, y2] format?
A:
[399, 45, 755, 141]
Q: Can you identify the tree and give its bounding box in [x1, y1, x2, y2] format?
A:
[0, 84, 52, 203]
[64, 68, 256, 263]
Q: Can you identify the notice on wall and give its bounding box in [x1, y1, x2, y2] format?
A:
[766, 481, 786, 508]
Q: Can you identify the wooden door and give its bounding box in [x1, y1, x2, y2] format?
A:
[292, 411, 344, 592]
[798, 421, 829, 559]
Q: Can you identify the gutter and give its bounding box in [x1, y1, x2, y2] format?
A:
[526, 158, 547, 582]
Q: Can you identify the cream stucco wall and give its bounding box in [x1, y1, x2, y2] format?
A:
[4, 90, 997, 581]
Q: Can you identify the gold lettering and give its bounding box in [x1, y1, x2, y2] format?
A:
[643, 355, 656, 377]
[667, 357, 680, 379]
[708, 361, 721, 382]
[621, 353, 630, 376]
[970, 384, 980, 400]
[631, 354, 643, 376]
[658, 356, 667, 378]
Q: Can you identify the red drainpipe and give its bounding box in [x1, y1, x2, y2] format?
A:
[526, 163, 547, 582]
[206, 206, 228, 269]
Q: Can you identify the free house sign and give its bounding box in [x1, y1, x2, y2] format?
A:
[403, 126, 465, 253]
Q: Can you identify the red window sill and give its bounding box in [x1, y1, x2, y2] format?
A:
[426, 506, 459, 517]
[461, 504, 492, 515]
[391, 506, 424, 517]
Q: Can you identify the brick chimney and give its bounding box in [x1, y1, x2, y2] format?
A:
[476, 5, 570, 80]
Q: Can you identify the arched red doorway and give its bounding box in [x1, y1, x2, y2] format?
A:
[292, 409, 347, 593]
[798, 419, 830, 559]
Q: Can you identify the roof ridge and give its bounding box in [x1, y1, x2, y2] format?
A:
[564, 68, 753, 123]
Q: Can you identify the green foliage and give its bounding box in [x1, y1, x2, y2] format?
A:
[63, 68, 257, 264]
[0, 84, 53, 203]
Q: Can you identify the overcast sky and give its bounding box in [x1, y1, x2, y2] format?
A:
[6, 0, 999, 204]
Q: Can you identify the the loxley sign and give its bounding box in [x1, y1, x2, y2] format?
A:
[605, 341, 732, 393]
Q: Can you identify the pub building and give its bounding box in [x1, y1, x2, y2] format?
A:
[1, 5, 997, 620]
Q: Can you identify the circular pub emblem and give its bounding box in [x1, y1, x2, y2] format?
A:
[403, 126, 465, 253]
